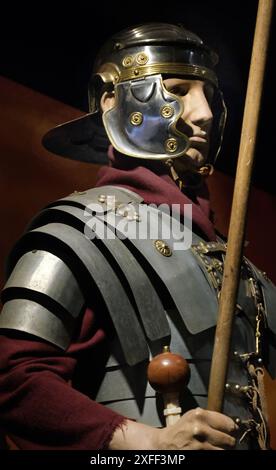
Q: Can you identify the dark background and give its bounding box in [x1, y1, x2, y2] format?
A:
[0, 1, 275, 193]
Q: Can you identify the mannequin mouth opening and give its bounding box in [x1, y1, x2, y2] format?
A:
[175, 120, 210, 169]
[172, 142, 209, 172]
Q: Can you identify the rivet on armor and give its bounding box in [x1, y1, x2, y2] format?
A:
[133, 212, 141, 222]
[130, 112, 143, 126]
[126, 211, 141, 222]
[122, 55, 134, 68]
[225, 383, 230, 390]
[116, 207, 128, 217]
[199, 241, 208, 253]
[136, 52, 149, 65]
[258, 357, 263, 364]
[262, 271, 270, 281]
[235, 418, 241, 425]
[161, 105, 174, 119]
[165, 138, 178, 153]
[134, 69, 139, 76]
[73, 190, 87, 195]
[98, 194, 107, 203]
[154, 239, 172, 257]
[235, 384, 240, 391]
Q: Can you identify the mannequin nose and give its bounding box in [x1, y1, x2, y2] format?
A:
[184, 89, 213, 127]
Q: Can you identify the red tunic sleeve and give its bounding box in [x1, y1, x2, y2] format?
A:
[0, 307, 126, 450]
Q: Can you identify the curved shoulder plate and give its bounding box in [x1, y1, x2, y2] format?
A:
[1, 185, 153, 365]
[0, 250, 84, 349]
[28, 204, 171, 344]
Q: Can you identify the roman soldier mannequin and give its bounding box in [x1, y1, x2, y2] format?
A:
[0, 23, 275, 450]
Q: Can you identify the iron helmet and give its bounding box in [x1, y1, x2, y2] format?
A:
[43, 23, 226, 166]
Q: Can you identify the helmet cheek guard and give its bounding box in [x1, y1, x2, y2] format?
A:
[103, 75, 190, 160]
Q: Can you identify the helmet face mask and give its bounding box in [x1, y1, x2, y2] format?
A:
[42, 23, 226, 168]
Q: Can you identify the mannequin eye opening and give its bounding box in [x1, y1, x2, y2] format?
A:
[165, 84, 189, 97]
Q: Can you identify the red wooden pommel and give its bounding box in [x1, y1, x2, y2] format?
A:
[147, 346, 190, 394]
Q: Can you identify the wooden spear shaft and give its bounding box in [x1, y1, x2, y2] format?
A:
[207, 0, 274, 412]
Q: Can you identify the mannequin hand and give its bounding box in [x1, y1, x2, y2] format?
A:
[109, 407, 237, 450]
[157, 407, 237, 450]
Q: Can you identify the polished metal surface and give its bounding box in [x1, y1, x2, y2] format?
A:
[94, 45, 218, 87]
[93, 23, 218, 80]
[0, 298, 75, 349]
[3, 250, 84, 318]
[42, 22, 225, 164]
[103, 75, 190, 160]
[0, 250, 84, 349]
